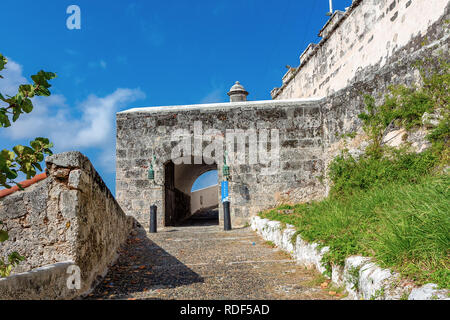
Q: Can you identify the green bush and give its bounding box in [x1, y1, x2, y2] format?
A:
[328, 148, 438, 197]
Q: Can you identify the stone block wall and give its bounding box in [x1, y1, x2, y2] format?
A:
[0, 151, 133, 298]
[116, 99, 327, 229]
[0, 177, 73, 273]
[272, 0, 449, 100]
[116, 0, 449, 230]
[319, 13, 449, 178]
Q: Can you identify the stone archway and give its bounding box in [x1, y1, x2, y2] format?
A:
[163, 157, 218, 226]
[116, 98, 327, 230]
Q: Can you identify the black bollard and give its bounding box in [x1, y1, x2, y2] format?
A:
[223, 201, 231, 231]
[150, 205, 157, 233]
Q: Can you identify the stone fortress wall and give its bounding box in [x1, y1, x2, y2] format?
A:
[317, 0, 449, 179]
[116, 99, 327, 229]
[117, 0, 449, 230]
[1, 0, 447, 300]
[271, 0, 449, 100]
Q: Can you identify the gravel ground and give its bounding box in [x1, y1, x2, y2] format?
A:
[85, 220, 338, 300]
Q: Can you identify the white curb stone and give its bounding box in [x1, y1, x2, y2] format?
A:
[409, 283, 450, 300]
[251, 216, 449, 300]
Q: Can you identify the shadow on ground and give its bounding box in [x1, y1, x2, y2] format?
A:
[85, 228, 204, 299]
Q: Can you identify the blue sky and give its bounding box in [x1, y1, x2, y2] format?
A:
[0, 0, 351, 194]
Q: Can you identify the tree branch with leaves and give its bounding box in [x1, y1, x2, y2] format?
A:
[0, 53, 55, 277]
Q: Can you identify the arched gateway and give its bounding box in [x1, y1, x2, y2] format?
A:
[116, 83, 329, 229]
[163, 157, 218, 226]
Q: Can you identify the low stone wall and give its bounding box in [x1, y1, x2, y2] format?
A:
[251, 216, 449, 300]
[0, 176, 73, 273]
[0, 261, 78, 300]
[0, 151, 134, 299]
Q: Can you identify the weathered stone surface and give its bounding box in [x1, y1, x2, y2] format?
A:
[342, 255, 371, 299]
[0, 178, 66, 273]
[52, 168, 71, 179]
[408, 283, 450, 300]
[358, 262, 396, 300]
[46, 151, 90, 170]
[0, 261, 78, 300]
[422, 109, 444, 128]
[0, 192, 27, 220]
[272, 0, 449, 100]
[68, 169, 89, 190]
[117, 99, 328, 229]
[382, 128, 408, 148]
[60, 190, 79, 219]
[0, 152, 134, 299]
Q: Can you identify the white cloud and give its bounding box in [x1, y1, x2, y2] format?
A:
[0, 58, 146, 173]
[0, 57, 27, 97]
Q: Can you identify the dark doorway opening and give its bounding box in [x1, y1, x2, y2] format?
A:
[164, 159, 218, 227]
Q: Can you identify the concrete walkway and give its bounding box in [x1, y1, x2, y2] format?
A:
[86, 222, 336, 300]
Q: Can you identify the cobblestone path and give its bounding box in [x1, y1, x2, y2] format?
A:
[86, 221, 337, 300]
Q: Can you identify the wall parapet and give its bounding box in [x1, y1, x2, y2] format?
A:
[272, 0, 449, 100]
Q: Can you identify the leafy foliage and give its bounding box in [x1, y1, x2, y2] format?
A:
[357, 58, 449, 158]
[329, 56, 449, 197]
[0, 53, 55, 277]
[0, 54, 54, 189]
[260, 57, 450, 289]
[0, 222, 24, 277]
[0, 138, 53, 189]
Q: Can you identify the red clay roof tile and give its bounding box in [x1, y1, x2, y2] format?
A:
[0, 172, 48, 199]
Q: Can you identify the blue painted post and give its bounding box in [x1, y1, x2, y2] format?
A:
[222, 180, 231, 231]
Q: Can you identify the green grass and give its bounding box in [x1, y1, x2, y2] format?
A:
[264, 241, 276, 248]
[260, 174, 450, 288]
[328, 147, 439, 198]
[260, 56, 450, 289]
